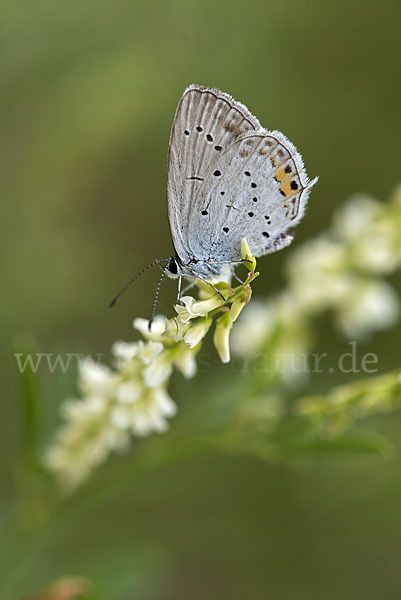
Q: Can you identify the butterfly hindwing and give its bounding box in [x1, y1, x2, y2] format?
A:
[187, 131, 317, 262]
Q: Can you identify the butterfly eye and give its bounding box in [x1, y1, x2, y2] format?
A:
[168, 258, 178, 275]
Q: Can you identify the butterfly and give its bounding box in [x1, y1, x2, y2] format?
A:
[110, 85, 317, 317]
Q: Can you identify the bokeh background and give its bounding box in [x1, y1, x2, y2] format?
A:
[2, 0, 401, 598]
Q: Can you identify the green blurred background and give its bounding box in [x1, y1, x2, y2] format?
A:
[2, 0, 401, 598]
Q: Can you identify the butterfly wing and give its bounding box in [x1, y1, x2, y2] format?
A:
[166, 85, 261, 263]
[187, 129, 317, 263]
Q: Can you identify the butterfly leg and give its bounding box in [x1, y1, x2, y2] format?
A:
[206, 258, 253, 268]
[176, 275, 183, 302]
[232, 271, 244, 285]
[195, 276, 226, 301]
[180, 280, 196, 296]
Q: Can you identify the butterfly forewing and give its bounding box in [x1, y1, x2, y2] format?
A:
[166, 85, 261, 262]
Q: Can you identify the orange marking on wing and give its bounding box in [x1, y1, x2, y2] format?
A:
[279, 182, 296, 197]
[274, 166, 291, 183]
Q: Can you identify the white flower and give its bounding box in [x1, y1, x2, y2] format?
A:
[192, 294, 228, 315]
[334, 194, 382, 240]
[110, 405, 132, 429]
[112, 341, 139, 361]
[334, 195, 400, 274]
[174, 296, 199, 323]
[112, 341, 140, 373]
[231, 300, 277, 357]
[143, 350, 174, 387]
[153, 387, 177, 417]
[273, 335, 310, 388]
[355, 232, 396, 274]
[61, 395, 106, 420]
[229, 286, 252, 322]
[213, 311, 233, 364]
[115, 380, 143, 404]
[78, 359, 116, 396]
[337, 280, 399, 338]
[133, 315, 167, 341]
[174, 346, 197, 378]
[44, 241, 260, 489]
[175, 294, 226, 323]
[137, 341, 164, 365]
[130, 387, 177, 437]
[287, 237, 350, 313]
[43, 394, 131, 490]
[183, 317, 212, 349]
[163, 317, 188, 342]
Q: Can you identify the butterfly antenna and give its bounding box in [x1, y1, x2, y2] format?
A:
[148, 268, 167, 330]
[109, 259, 167, 308]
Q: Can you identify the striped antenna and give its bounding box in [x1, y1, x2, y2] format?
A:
[109, 259, 168, 308]
[148, 268, 167, 330]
